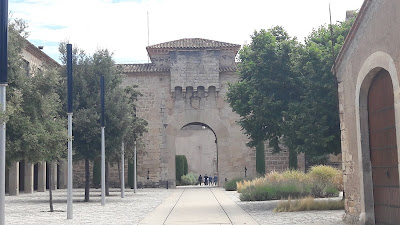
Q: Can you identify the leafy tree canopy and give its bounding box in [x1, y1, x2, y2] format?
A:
[227, 18, 355, 163]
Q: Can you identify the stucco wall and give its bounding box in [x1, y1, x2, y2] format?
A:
[335, 1, 400, 224]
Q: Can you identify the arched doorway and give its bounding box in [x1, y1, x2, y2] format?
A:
[368, 69, 400, 224]
[175, 122, 218, 185]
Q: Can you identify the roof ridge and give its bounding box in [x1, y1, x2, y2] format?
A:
[147, 38, 240, 49]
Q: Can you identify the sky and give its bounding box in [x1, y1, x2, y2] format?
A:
[8, 0, 365, 64]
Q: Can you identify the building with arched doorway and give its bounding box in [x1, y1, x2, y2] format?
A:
[119, 38, 257, 187]
[334, 0, 400, 224]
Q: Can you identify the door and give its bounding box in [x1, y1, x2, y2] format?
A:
[368, 69, 400, 225]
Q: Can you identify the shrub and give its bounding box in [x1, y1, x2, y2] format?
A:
[175, 155, 186, 182]
[308, 165, 342, 189]
[181, 173, 198, 185]
[224, 178, 244, 191]
[256, 142, 265, 175]
[183, 157, 188, 175]
[274, 196, 344, 212]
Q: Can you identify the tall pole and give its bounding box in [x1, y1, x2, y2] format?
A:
[0, 1, 8, 223]
[121, 141, 124, 198]
[134, 140, 137, 193]
[100, 76, 105, 206]
[66, 44, 73, 220]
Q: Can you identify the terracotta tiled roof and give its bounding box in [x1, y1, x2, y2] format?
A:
[147, 38, 240, 49]
[119, 63, 237, 73]
[118, 64, 169, 73]
[25, 40, 60, 68]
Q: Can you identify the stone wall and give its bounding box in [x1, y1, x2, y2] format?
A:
[170, 50, 220, 92]
[264, 142, 289, 173]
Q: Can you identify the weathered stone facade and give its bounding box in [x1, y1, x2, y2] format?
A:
[334, 0, 400, 224]
[118, 38, 256, 187]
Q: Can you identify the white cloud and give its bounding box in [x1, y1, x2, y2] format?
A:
[9, 0, 364, 64]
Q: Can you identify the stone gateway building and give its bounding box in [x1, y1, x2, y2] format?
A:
[335, 0, 400, 224]
[7, 38, 292, 195]
[120, 38, 257, 187]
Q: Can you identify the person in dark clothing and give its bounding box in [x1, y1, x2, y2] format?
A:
[204, 175, 208, 185]
[214, 175, 218, 185]
[209, 176, 213, 185]
[198, 175, 202, 186]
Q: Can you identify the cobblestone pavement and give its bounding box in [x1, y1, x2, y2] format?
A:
[5, 188, 171, 225]
[224, 190, 347, 225]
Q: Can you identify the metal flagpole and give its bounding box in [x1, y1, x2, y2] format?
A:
[121, 141, 124, 198]
[66, 44, 73, 219]
[100, 76, 105, 206]
[134, 139, 137, 193]
[0, 1, 8, 224]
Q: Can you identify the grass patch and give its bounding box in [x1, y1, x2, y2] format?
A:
[274, 196, 344, 212]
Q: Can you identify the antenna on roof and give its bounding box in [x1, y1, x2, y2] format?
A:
[147, 11, 150, 63]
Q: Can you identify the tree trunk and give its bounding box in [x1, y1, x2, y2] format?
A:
[105, 161, 109, 196]
[49, 162, 54, 212]
[84, 158, 90, 202]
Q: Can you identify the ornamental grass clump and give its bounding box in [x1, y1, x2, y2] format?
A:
[238, 165, 342, 201]
[274, 196, 344, 212]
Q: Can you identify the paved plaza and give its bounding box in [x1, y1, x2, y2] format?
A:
[4, 186, 346, 224]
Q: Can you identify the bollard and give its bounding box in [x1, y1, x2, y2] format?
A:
[166, 181, 168, 189]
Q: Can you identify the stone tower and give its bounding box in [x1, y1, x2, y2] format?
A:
[120, 38, 256, 187]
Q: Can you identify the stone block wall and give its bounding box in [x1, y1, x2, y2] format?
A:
[72, 159, 129, 188]
[170, 50, 220, 92]
[264, 144, 289, 173]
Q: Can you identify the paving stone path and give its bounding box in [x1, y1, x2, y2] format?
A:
[4, 186, 347, 224]
[5, 188, 171, 224]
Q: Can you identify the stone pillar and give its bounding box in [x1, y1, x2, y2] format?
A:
[297, 153, 306, 173]
[8, 161, 19, 196]
[24, 161, 34, 194]
[51, 162, 57, 190]
[37, 162, 46, 192]
[58, 160, 67, 189]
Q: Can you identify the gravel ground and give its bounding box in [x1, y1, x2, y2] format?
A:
[224, 190, 347, 225]
[5, 188, 172, 225]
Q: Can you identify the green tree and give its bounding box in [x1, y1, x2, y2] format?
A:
[227, 26, 300, 167]
[58, 43, 147, 201]
[7, 19, 67, 211]
[227, 19, 355, 166]
[283, 18, 355, 164]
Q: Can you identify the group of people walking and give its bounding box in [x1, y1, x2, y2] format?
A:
[198, 174, 217, 186]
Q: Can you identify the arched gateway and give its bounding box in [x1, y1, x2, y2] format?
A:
[120, 38, 256, 187]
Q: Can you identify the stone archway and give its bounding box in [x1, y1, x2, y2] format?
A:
[175, 123, 218, 184]
[356, 51, 400, 224]
[165, 111, 230, 187]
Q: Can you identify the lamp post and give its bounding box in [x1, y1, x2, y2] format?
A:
[134, 138, 137, 193]
[100, 76, 105, 206]
[245, 166, 247, 177]
[0, 1, 7, 224]
[121, 141, 124, 198]
[66, 44, 73, 219]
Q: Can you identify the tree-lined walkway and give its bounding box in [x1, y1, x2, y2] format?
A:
[139, 187, 258, 225]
